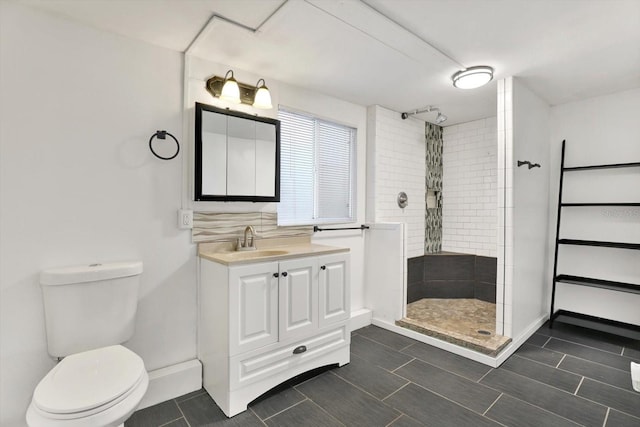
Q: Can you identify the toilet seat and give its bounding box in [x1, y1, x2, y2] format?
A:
[27, 345, 148, 426]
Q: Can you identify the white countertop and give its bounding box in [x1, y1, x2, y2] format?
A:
[198, 237, 349, 265]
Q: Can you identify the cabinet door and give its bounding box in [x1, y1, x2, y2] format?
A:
[229, 262, 279, 355]
[279, 257, 318, 341]
[318, 253, 350, 328]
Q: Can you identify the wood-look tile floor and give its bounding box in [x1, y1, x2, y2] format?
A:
[126, 322, 640, 427]
[397, 298, 511, 356]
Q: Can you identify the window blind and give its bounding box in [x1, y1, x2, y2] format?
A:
[277, 108, 355, 225]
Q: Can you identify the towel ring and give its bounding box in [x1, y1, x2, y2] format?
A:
[149, 130, 180, 160]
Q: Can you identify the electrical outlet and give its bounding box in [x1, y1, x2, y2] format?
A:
[178, 209, 193, 229]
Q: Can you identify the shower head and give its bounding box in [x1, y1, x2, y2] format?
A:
[435, 112, 447, 124]
[401, 105, 447, 125]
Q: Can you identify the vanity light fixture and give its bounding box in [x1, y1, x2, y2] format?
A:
[252, 79, 273, 109]
[452, 66, 494, 89]
[219, 70, 241, 104]
[205, 71, 273, 109]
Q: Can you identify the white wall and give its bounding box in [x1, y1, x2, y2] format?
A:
[500, 77, 551, 338]
[442, 118, 497, 257]
[366, 105, 426, 258]
[549, 88, 640, 325]
[0, 6, 374, 424]
[0, 3, 193, 426]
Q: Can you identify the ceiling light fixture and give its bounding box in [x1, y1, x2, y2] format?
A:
[219, 70, 241, 103]
[452, 66, 494, 89]
[205, 71, 273, 109]
[252, 79, 273, 109]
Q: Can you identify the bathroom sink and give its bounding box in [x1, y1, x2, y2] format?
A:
[224, 249, 289, 261]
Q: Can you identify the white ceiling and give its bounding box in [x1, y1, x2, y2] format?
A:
[22, 0, 640, 125]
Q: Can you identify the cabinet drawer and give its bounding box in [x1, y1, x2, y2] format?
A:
[229, 326, 348, 390]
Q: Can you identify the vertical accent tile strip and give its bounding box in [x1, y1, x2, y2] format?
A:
[425, 122, 443, 253]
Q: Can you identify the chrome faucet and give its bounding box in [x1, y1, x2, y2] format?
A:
[238, 225, 257, 251]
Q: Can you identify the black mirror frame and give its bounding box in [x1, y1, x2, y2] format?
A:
[194, 102, 280, 202]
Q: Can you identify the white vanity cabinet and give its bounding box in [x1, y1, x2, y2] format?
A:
[318, 253, 350, 328]
[198, 251, 350, 417]
[228, 262, 279, 355]
[278, 257, 319, 342]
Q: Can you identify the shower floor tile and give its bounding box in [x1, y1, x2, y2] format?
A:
[396, 298, 511, 356]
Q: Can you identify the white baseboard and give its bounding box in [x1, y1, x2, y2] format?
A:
[138, 359, 202, 410]
[349, 308, 372, 332]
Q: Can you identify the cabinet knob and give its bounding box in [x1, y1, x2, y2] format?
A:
[281, 271, 288, 277]
[273, 273, 279, 278]
[320, 265, 326, 270]
[293, 345, 307, 354]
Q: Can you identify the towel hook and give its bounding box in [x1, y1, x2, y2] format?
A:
[517, 160, 541, 169]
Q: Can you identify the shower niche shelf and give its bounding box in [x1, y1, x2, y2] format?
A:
[550, 140, 640, 338]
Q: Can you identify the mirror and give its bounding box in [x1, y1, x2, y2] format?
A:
[195, 103, 280, 202]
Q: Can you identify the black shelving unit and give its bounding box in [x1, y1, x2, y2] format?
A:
[561, 202, 640, 207]
[550, 140, 640, 338]
[557, 239, 640, 250]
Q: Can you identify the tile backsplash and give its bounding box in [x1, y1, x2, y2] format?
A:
[192, 211, 313, 243]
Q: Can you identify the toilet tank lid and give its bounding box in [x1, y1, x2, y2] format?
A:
[40, 261, 143, 286]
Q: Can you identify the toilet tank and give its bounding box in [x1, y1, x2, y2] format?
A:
[40, 261, 143, 357]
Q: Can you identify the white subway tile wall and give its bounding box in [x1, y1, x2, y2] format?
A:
[442, 117, 498, 257]
[371, 106, 427, 258]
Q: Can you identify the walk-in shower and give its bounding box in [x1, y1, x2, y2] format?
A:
[398, 252, 510, 356]
[395, 118, 510, 356]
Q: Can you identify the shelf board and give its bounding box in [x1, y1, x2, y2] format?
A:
[558, 239, 640, 250]
[555, 274, 640, 295]
[550, 310, 640, 340]
[563, 162, 640, 171]
[561, 202, 640, 207]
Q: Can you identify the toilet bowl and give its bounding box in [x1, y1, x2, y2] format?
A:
[28, 261, 147, 426]
[26, 345, 148, 427]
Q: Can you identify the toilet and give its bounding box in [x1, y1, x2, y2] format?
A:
[26, 261, 149, 427]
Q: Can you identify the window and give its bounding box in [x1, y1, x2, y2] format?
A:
[277, 108, 356, 226]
